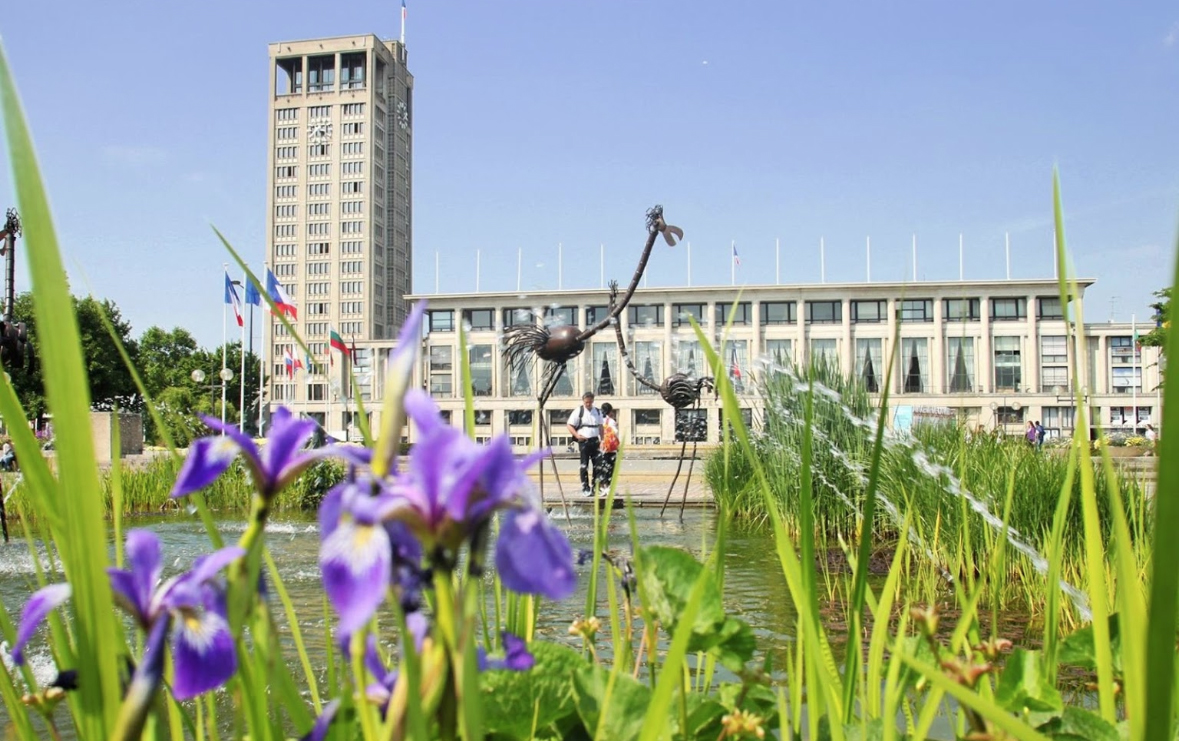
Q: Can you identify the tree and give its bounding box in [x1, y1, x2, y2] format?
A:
[139, 326, 201, 398]
[1140, 288, 1170, 352]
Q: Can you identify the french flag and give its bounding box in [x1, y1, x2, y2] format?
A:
[266, 267, 298, 320]
[283, 346, 304, 379]
[224, 272, 243, 327]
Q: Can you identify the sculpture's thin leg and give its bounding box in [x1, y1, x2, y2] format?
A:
[680, 439, 699, 519]
[659, 437, 690, 517]
[537, 365, 571, 524]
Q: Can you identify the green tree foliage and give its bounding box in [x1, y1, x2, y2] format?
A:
[1140, 287, 1170, 351]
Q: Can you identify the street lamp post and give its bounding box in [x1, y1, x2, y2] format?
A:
[191, 368, 234, 435]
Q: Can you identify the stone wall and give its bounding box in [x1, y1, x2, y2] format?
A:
[90, 412, 143, 463]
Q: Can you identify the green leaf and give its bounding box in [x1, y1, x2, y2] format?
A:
[572, 665, 652, 741]
[682, 695, 729, 740]
[638, 545, 726, 634]
[1059, 615, 1122, 673]
[1035, 706, 1120, 741]
[705, 617, 757, 672]
[995, 649, 1063, 714]
[481, 642, 584, 737]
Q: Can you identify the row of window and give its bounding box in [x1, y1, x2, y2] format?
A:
[422, 297, 1065, 335]
[275, 103, 365, 122]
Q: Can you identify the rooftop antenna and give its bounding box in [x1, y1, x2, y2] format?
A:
[400, 0, 407, 45]
[1109, 295, 1119, 324]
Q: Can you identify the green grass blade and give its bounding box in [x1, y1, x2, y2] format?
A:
[0, 41, 123, 733]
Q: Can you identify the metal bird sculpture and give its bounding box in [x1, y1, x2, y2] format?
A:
[501, 206, 683, 511]
[608, 281, 714, 518]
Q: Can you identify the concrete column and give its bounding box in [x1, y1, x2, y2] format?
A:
[979, 304, 992, 395]
[841, 298, 852, 376]
[931, 299, 945, 395]
[1025, 295, 1039, 394]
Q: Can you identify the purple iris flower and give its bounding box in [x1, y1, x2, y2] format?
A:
[478, 631, 535, 672]
[170, 406, 368, 501]
[363, 635, 399, 710]
[10, 529, 244, 701]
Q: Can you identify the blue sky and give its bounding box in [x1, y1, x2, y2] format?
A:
[1, 1, 1176, 347]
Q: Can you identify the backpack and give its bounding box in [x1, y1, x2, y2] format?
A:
[573, 406, 600, 431]
[601, 421, 619, 453]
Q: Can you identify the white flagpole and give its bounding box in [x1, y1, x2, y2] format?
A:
[516, 248, 522, 292]
[820, 237, 826, 283]
[239, 270, 247, 431]
[1005, 232, 1011, 280]
[687, 241, 692, 286]
[327, 359, 333, 437]
[1132, 313, 1138, 432]
[866, 236, 871, 282]
[475, 249, 481, 292]
[911, 234, 918, 281]
[958, 233, 964, 281]
[558, 242, 563, 290]
[730, 240, 736, 286]
[400, 0, 406, 45]
[435, 251, 440, 294]
[258, 263, 267, 435]
[220, 263, 228, 433]
[775, 238, 780, 284]
[599, 244, 604, 288]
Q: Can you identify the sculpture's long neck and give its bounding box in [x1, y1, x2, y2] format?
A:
[611, 294, 660, 393]
[580, 229, 659, 339]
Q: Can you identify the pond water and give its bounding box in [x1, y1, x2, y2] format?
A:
[0, 505, 800, 691]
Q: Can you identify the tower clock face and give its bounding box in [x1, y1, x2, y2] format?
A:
[307, 122, 332, 143]
[396, 100, 409, 131]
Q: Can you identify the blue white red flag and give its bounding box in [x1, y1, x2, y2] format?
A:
[266, 268, 298, 320]
[224, 272, 243, 327]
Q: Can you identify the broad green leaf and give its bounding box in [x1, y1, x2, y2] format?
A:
[572, 665, 652, 741]
[1058, 615, 1122, 673]
[1035, 706, 1120, 741]
[481, 641, 585, 737]
[637, 545, 725, 634]
[995, 649, 1063, 714]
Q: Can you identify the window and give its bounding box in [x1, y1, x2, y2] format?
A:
[716, 301, 752, 326]
[308, 143, 329, 158]
[1110, 407, 1151, 427]
[274, 224, 296, 238]
[463, 309, 494, 331]
[996, 406, 1025, 425]
[275, 146, 296, 160]
[900, 338, 929, 393]
[307, 302, 328, 316]
[276, 108, 298, 122]
[427, 309, 454, 333]
[763, 338, 792, 367]
[806, 300, 842, 324]
[341, 142, 364, 156]
[1041, 366, 1070, 391]
[340, 52, 366, 90]
[673, 338, 702, 377]
[307, 242, 330, 256]
[1041, 335, 1069, 392]
[275, 184, 296, 199]
[342, 200, 363, 214]
[507, 354, 532, 397]
[1037, 297, 1064, 320]
[307, 222, 330, 237]
[809, 338, 838, 365]
[307, 384, 325, 401]
[469, 345, 494, 396]
[342, 161, 364, 175]
[946, 337, 975, 393]
[308, 105, 331, 120]
[343, 103, 366, 116]
[585, 306, 608, 326]
[632, 341, 661, 395]
[993, 336, 1022, 391]
[273, 243, 297, 258]
[586, 343, 619, 396]
[342, 122, 364, 136]
[855, 338, 884, 392]
[309, 163, 330, 177]
[275, 165, 296, 179]
[276, 126, 297, 140]
[340, 281, 362, 294]
[275, 58, 303, 95]
[307, 182, 330, 197]
[342, 181, 363, 194]
[474, 409, 492, 425]
[544, 306, 577, 327]
[307, 282, 330, 296]
[628, 304, 664, 328]
[669, 303, 704, 328]
[943, 298, 981, 321]
[990, 298, 1027, 321]
[275, 204, 296, 219]
[851, 300, 886, 323]
[274, 263, 296, 277]
[760, 301, 796, 325]
[898, 299, 933, 322]
[634, 409, 661, 426]
[507, 410, 533, 426]
[341, 301, 363, 315]
[341, 240, 363, 254]
[502, 308, 534, 327]
[1041, 335, 1068, 363]
[341, 260, 362, 274]
[307, 202, 329, 217]
[427, 345, 452, 397]
[307, 55, 335, 92]
[307, 261, 330, 275]
[675, 409, 707, 442]
[722, 340, 750, 393]
[1111, 367, 1142, 394]
[1041, 406, 1075, 433]
[341, 220, 363, 234]
[1109, 336, 1140, 365]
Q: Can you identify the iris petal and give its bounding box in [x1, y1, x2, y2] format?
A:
[301, 699, 341, 741]
[320, 519, 391, 633]
[170, 609, 237, 700]
[261, 408, 319, 484]
[11, 583, 71, 665]
[495, 508, 576, 600]
[170, 436, 242, 499]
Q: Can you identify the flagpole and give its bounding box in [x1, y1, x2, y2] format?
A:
[400, 0, 407, 45]
[866, 236, 871, 282]
[775, 238, 780, 284]
[1005, 232, 1011, 280]
[912, 234, 918, 281]
[558, 242, 563, 290]
[259, 263, 267, 436]
[958, 233, 964, 281]
[820, 237, 826, 283]
[221, 263, 228, 433]
[475, 249, 481, 292]
[730, 240, 735, 286]
[687, 241, 692, 286]
[599, 243, 604, 288]
[516, 248, 522, 292]
[239, 270, 247, 431]
[1132, 313, 1138, 433]
[435, 251, 439, 294]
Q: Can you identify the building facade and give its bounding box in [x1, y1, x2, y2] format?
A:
[277, 278, 1163, 447]
[265, 35, 413, 410]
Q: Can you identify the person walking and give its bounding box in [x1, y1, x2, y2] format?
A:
[567, 392, 604, 496]
[1035, 420, 1046, 450]
[596, 403, 620, 493]
[1025, 421, 1037, 446]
